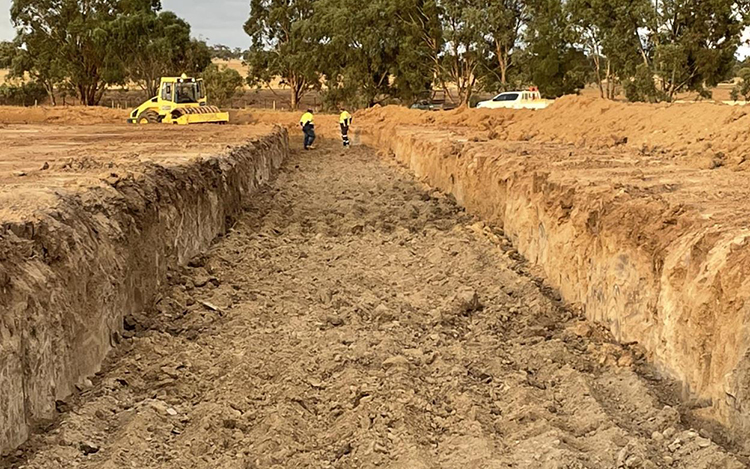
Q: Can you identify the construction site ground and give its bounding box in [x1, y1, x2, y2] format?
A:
[2, 98, 750, 467]
[0, 124, 271, 221]
[1, 134, 746, 468]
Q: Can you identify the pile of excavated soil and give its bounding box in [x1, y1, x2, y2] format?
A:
[0, 106, 128, 125]
[5, 141, 745, 468]
[231, 109, 342, 138]
[356, 96, 750, 170]
[0, 105, 343, 134]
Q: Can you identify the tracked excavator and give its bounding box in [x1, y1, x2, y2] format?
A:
[127, 74, 229, 125]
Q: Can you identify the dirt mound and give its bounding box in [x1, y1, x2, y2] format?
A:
[356, 97, 750, 170]
[0, 124, 273, 221]
[0, 106, 128, 125]
[501, 96, 750, 169]
[232, 109, 342, 138]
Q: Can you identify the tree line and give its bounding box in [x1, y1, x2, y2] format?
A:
[245, 0, 750, 108]
[1, 0, 750, 108]
[0, 0, 245, 106]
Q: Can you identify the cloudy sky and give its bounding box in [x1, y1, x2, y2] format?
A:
[0, 0, 748, 56]
[0, 0, 251, 48]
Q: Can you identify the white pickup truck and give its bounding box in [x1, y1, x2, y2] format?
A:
[475, 88, 551, 110]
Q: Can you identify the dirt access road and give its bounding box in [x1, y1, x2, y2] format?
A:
[4, 140, 746, 469]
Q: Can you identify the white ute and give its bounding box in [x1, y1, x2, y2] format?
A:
[476, 87, 551, 110]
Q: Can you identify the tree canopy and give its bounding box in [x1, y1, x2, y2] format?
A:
[4, 0, 750, 107]
[244, 0, 321, 109]
[244, 0, 750, 107]
[7, 0, 211, 105]
[112, 10, 211, 97]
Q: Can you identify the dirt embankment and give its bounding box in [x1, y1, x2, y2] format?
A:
[231, 109, 342, 139]
[357, 96, 750, 170]
[0, 126, 288, 453]
[355, 103, 750, 444]
[0, 106, 128, 125]
[0, 106, 344, 136]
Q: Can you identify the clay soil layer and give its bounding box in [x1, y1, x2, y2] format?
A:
[355, 103, 750, 448]
[0, 123, 288, 454]
[5, 140, 747, 468]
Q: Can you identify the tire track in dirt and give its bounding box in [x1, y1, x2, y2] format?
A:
[4, 141, 746, 468]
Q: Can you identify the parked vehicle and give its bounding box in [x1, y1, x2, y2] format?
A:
[475, 87, 551, 110]
[410, 99, 456, 111]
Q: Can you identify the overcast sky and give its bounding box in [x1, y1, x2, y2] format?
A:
[0, 0, 748, 56]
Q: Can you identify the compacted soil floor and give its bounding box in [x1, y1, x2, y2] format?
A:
[4, 141, 746, 469]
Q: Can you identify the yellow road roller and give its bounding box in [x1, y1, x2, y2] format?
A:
[127, 74, 229, 125]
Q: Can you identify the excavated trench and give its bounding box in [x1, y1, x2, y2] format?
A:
[2, 136, 748, 468]
[0, 129, 288, 455]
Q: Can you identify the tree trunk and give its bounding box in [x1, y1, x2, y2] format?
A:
[78, 85, 87, 106]
[147, 78, 159, 98]
[594, 56, 604, 99]
[496, 42, 508, 86]
[605, 61, 616, 100]
[461, 85, 472, 107]
[78, 82, 104, 106]
[44, 81, 56, 106]
[290, 85, 299, 109]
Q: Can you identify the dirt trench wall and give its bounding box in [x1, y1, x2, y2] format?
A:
[358, 124, 750, 437]
[0, 128, 289, 453]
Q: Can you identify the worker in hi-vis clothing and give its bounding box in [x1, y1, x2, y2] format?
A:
[339, 108, 352, 147]
[300, 109, 315, 150]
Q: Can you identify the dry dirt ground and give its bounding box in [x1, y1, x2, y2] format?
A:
[2, 138, 746, 469]
[0, 124, 271, 221]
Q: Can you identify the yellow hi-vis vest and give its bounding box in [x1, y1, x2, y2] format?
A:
[339, 111, 352, 125]
[300, 112, 314, 126]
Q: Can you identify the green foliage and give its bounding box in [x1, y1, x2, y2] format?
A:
[0, 41, 15, 70]
[0, 80, 49, 106]
[314, 0, 396, 108]
[112, 11, 211, 97]
[437, 0, 494, 105]
[477, 0, 524, 91]
[201, 63, 244, 107]
[5, 0, 749, 109]
[732, 57, 750, 77]
[731, 68, 750, 101]
[9, 0, 201, 105]
[617, 0, 749, 102]
[566, 0, 748, 102]
[313, 0, 436, 109]
[209, 45, 244, 61]
[11, 0, 147, 105]
[568, 0, 652, 99]
[5, 30, 66, 104]
[624, 63, 663, 102]
[522, 0, 588, 97]
[650, 0, 744, 100]
[244, 0, 321, 108]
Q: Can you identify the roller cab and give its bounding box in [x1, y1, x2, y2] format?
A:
[128, 75, 229, 125]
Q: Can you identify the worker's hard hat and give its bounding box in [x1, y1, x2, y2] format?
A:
[180, 73, 188, 79]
